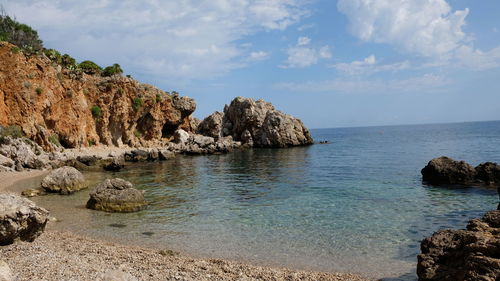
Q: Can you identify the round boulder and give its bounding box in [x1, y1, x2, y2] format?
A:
[421, 156, 476, 185]
[41, 166, 86, 194]
[86, 178, 146, 213]
[0, 193, 49, 245]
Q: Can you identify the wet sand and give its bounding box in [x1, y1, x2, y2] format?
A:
[0, 170, 48, 192]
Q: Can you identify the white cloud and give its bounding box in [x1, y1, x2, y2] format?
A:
[337, 0, 469, 58]
[455, 45, 500, 71]
[319, 46, 332, 59]
[333, 54, 410, 75]
[3, 0, 310, 81]
[249, 51, 270, 61]
[297, 36, 311, 46]
[282, 37, 331, 68]
[275, 74, 451, 94]
[283, 46, 318, 68]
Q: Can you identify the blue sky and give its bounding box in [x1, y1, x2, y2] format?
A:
[3, 0, 500, 128]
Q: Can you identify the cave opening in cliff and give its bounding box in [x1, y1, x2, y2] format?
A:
[162, 123, 177, 138]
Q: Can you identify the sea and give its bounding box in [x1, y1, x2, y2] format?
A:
[21, 120, 500, 280]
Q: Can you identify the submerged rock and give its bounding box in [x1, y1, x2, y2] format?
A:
[21, 188, 46, 197]
[421, 156, 476, 185]
[86, 178, 147, 213]
[124, 150, 149, 162]
[198, 97, 314, 148]
[41, 166, 86, 194]
[0, 193, 49, 245]
[102, 158, 125, 171]
[417, 210, 500, 281]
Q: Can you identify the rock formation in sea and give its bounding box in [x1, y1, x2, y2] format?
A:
[421, 156, 500, 186]
[0, 193, 49, 245]
[86, 178, 147, 213]
[198, 97, 314, 148]
[417, 210, 500, 281]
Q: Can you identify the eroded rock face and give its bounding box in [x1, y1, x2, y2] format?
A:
[421, 156, 476, 185]
[0, 137, 48, 171]
[41, 166, 86, 194]
[198, 97, 313, 148]
[0, 193, 49, 245]
[86, 178, 147, 213]
[169, 129, 241, 155]
[0, 42, 195, 150]
[417, 210, 500, 281]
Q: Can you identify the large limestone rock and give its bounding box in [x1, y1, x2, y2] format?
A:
[41, 166, 86, 194]
[0, 193, 49, 245]
[198, 97, 314, 148]
[417, 210, 500, 281]
[86, 178, 147, 213]
[421, 156, 476, 185]
[197, 111, 224, 139]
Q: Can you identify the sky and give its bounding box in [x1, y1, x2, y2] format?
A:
[2, 0, 500, 129]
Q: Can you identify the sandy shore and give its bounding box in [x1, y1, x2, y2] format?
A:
[0, 170, 48, 192]
[0, 229, 371, 281]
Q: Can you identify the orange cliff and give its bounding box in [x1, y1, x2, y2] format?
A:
[0, 42, 196, 150]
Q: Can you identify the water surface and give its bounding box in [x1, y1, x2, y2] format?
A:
[24, 121, 500, 280]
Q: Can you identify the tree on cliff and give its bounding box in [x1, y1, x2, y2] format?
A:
[0, 7, 43, 53]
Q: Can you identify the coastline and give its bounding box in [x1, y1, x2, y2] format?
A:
[0, 228, 370, 281]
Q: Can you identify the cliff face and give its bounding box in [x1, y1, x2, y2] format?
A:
[0, 42, 195, 150]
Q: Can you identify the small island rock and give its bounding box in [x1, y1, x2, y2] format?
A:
[0, 193, 49, 245]
[41, 166, 86, 194]
[86, 178, 147, 213]
[421, 156, 476, 185]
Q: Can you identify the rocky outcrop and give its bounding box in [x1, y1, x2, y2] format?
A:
[417, 210, 500, 281]
[0, 137, 49, 171]
[422, 157, 500, 186]
[198, 97, 313, 148]
[86, 178, 147, 213]
[41, 166, 86, 194]
[169, 129, 242, 155]
[0, 42, 195, 150]
[0, 193, 49, 245]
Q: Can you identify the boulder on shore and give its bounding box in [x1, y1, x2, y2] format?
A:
[421, 156, 476, 185]
[86, 178, 147, 213]
[41, 166, 86, 194]
[0, 193, 49, 245]
[475, 162, 500, 185]
[0, 260, 12, 281]
[417, 210, 500, 281]
[198, 97, 314, 148]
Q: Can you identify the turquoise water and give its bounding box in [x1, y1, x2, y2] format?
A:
[28, 121, 500, 280]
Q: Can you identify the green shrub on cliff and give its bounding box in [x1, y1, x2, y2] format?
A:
[35, 87, 43, 95]
[102, 63, 123, 77]
[44, 49, 62, 64]
[132, 97, 143, 111]
[0, 8, 43, 54]
[91, 105, 102, 119]
[79, 60, 102, 74]
[0, 125, 23, 144]
[61, 54, 77, 70]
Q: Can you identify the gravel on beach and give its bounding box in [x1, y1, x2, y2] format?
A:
[0, 230, 371, 281]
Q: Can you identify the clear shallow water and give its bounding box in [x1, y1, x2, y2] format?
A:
[25, 121, 500, 280]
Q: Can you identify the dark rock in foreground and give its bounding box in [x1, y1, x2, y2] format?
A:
[41, 166, 86, 194]
[0, 193, 49, 245]
[198, 97, 314, 148]
[86, 178, 147, 213]
[421, 156, 500, 186]
[417, 210, 500, 281]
